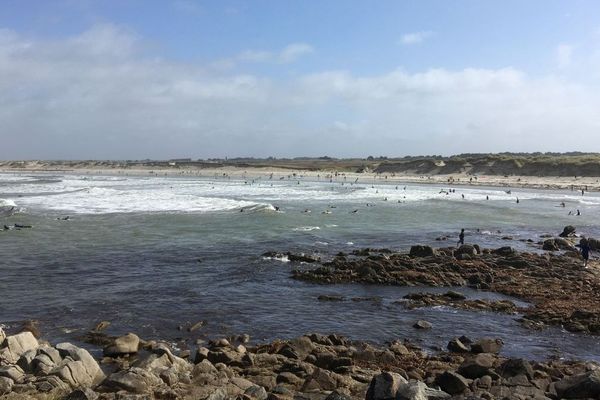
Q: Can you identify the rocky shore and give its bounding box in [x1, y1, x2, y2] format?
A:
[1, 325, 600, 400]
[291, 240, 600, 335]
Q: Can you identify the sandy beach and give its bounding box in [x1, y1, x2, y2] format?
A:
[1, 162, 599, 192]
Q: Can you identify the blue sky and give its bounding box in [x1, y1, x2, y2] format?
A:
[1, 0, 600, 159]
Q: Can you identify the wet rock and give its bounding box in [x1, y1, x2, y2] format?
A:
[413, 320, 432, 330]
[492, 246, 515, 256]
[325, 390, 352, 400]
[103, 333, 140, 356]
[435, 371, 469, 394]
[409, 245, 436, 257]
[470, 338, 503, 354]
[365, 371, 407, 400]
[0, 377, 13, 395]
[447, 338, 470, 353]
[543, 239, 559, 251]
[559, 225, 576, 238]
[444, 291, 466, 300]
[555, 370, 600, 398]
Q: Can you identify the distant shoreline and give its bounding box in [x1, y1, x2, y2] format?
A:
[1, 162, 599, 192]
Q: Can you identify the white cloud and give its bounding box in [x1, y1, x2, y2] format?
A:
[279, 43, 314, 63]
[1, 24, 600, 159]
[233, 42, 314, 65]
[400, 31, 433, 45]
[556, 43, 573, 68]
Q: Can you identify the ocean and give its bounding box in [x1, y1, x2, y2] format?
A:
[1, 171, 600, 360]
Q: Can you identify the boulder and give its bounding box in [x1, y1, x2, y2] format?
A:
[492, 246, 515, 256]
[245, 385, 268, 400]
[470, 338, 503, 354]
[458, 353, 495, 379]
[497, 358, 534, 380]
[53, 342, 105, 387]
[447, 338, 470, 353]
[559, 225, 576, 237]
[413, 320, 432, 330]
[0, 332, 39, 363]
[409, 245, 436, 258]
[435, 371, 469, 395]
[456, 244, 478, 257]
[0, 365, 25, 383]
[396, 381, 450, 400]
[365, 371, 407, 400]
[0, 327, 5, 344]
[103, 333, 140, 356]
[102, 367, 163, 393]
[555, 370, 600, 399]
[542, 239, 559, 251]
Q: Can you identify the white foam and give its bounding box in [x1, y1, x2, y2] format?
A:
[293, 226, 321, 232]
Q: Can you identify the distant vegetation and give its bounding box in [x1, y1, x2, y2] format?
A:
[3, 152, 600, 176]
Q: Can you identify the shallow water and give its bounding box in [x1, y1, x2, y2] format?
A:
[1, 171, 600, 361]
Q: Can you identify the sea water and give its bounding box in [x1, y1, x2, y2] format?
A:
[1, 171, 600, 360]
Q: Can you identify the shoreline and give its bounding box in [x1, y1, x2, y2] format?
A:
[1, 164, 599, 192]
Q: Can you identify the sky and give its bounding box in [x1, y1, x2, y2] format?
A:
[1, 0, 600, 160]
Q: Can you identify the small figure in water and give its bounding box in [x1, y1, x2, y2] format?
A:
[577, 209, 581, 216]
[486, 195, 489, 200]
[516, 197, 519, 204]
[457, 228, 465, 246]
[560, 202, 566, 207]
[461, 194, 465, 199]
[576, 238, 592, 268]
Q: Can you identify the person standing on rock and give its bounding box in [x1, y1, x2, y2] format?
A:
[457, 229, 465, 246]
[576, 238, 591, 268]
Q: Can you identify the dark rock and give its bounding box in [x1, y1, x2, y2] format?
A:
[325, 390, 351, 400]
[413, 320, 432, 330]
[365, 371, 407, 400]
[435, 371, 469, 395]
[470, 338, 503, 354]
[456, 245, 478, 257]
[543, 239, 559, 251]
[498, 358, 534, 380]
[458, 353, 495, 379]
[65, 388, 99, 400]
[559, 225, 576, 237]
[447, 338, 470, 353]
[492, 246, 515, 256]
[444, 291, 466, 300]
[555, 370, 600, 398]
[409, 245, 436, 257]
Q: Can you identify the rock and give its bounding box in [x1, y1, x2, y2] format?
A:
[53, 342, 105, 387]
[103, 333, 140, 356]
[458, 353, 495, 379]
[396, 381, 450, 400]
[444, 291, 466, 300]
[65, 388, 99, 400]
[325, 390, 352, 400]
[543, 239, 559, 251]
[0, 365, 25, 383]
[447, 338, 470, 353]
[0, 327, 5, 344]
[245, 385, 268, 400]
[20, 320, 41, 338]
[0, 331, 39, 363]
[409, 245, 436, 257]
[559, 225, 576, 237]
[498, 358, 534, 380]
[413, 320, 432, 330]
[102, 367, 163, 393]
[0, 377, 13, 395]
[492, 246, 515, 256]
[555, 370, 600, 399]
[365, 371, 408, 400]
[435, 371, 469, 395]
[470, 338, 503, 354]
[456, 245, 478, 257]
